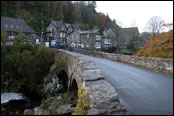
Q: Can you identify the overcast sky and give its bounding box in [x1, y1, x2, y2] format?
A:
[95, 1, 173, 33]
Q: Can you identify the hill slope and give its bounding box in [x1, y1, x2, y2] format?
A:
[134, 30, 173, 58]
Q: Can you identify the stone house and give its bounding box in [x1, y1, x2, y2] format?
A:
[1, 16, 37, 45]
[68, 30, 81, 48]
[119, 27, 140, 48]
[65, 23, 82, 46]
[80, 29, 102, 51]
[45, 21, 67, 46]
[102, 28, 117, 51]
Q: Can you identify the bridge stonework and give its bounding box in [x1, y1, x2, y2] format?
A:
[55, 49, 129, 115]
[73, 49, 173, 74]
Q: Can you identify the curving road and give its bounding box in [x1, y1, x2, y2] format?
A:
[62, 50, 173, 115]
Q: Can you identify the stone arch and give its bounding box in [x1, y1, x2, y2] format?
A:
[69, 79, 78, 95]
[57, 70, 69, 93]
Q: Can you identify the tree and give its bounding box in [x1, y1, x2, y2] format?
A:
[146, 16, 165, 36]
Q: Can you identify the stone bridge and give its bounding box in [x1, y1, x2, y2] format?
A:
[43, 49, 129, 115]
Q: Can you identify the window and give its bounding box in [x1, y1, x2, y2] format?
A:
[62, 27, 64, 31]
[104, 39, 108, 42]
[96, 35, 101, 40]
[4, 24, 8, 28]
[63, 33, 65, 38]
[50, 27, 53, 31]
[16, 25, 19, 29]
[9, 35, 15, 40]
[10, 24, 14, 29]
[87, 34, 89, 39]
[60, 33, 62, 38]
[95, 42, 101, 48]
[50, 33, 52, 37]
[72, 35, 73, 39]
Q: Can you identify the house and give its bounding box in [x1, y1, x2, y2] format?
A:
[1, 16, 37, 45]
[44, 21, 67, 47]
[80, 29, 102, 51]
[68, 30, 81, 48]
[119, 27, 140, 48]
[66, 23, 82, 34]
[102, 28, 117, 51]
[66, 23, 82, 46]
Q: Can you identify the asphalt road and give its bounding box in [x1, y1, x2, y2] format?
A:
[62, 50, 173, 115]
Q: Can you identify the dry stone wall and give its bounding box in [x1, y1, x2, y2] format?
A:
[58, 49, 129, 115]
[73, 49, 173, 74]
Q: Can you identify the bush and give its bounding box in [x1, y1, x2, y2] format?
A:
[73, 87, 91, 115]
[134, 30, 173, 58]
[1, 43, 56, 93]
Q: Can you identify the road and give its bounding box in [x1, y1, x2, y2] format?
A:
[62, 50, 173, 115]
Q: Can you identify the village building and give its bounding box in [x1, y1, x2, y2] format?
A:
[80, 29, 102, 51]
[44, 21, 67, 47]
[119, 27, 140, 48]
[1, 16, 38, 45]
[65, 23, 82, 47]
[102, 28, 117, 51]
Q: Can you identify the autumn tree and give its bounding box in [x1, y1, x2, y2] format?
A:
[146, 16, 165, 36]
[134, 29, 173, 58]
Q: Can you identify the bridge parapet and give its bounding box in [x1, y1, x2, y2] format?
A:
[73, 49, 173, 74]
[57, 49, 129, 115]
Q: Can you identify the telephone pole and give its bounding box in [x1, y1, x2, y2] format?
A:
[41, 20, 43, 43]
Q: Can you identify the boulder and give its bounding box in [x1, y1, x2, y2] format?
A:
[24, 109, 33, 115]
[33, 106, 49, 115]
[56, 104, 75, 115]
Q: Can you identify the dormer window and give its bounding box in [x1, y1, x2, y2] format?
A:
[62, 27, 64, 31]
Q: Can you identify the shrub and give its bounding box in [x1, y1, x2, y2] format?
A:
[73, 87, 91, 115]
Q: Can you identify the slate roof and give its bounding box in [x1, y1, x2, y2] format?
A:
[51, 21, 64, 29]
[119, 27, 139, 35]
[71, 24, 82, 30]
[80, 29, 100, 34]
[1, 16, 37, 33]
[65, 23, 71, 28]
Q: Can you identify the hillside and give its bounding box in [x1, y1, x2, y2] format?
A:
[1, 1, 119, 33]
[134, 30, 173, 58]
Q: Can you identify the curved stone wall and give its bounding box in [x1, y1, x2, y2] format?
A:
[73, 49, 173, 74]
[57, 49, 129, 115]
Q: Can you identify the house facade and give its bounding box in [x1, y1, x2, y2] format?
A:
[45, 21, 67, 46]
[102, 28, 117, 51]
[80, 29, 102, 51]
[66, 23, 82, 47]
[45, 21, 82, 47]
[68, 30, 81, 48]
[1, 16, 37, 45]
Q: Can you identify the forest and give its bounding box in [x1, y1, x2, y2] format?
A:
[1, 1, 119, 34]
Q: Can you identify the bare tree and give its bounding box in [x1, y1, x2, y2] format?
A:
[146, 16, 165, 36]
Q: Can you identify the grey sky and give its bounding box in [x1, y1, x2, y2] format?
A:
[96, 1, 173, 33]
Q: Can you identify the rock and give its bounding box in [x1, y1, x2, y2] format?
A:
[33, 106, 49, 115]
[24, 109, 33, 115]
[56, 104, 75, 115]
[44, 74, 63, 97]
[1, 107, 6, 112]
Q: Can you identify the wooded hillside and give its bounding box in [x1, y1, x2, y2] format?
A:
[1, 1, 119, 33]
